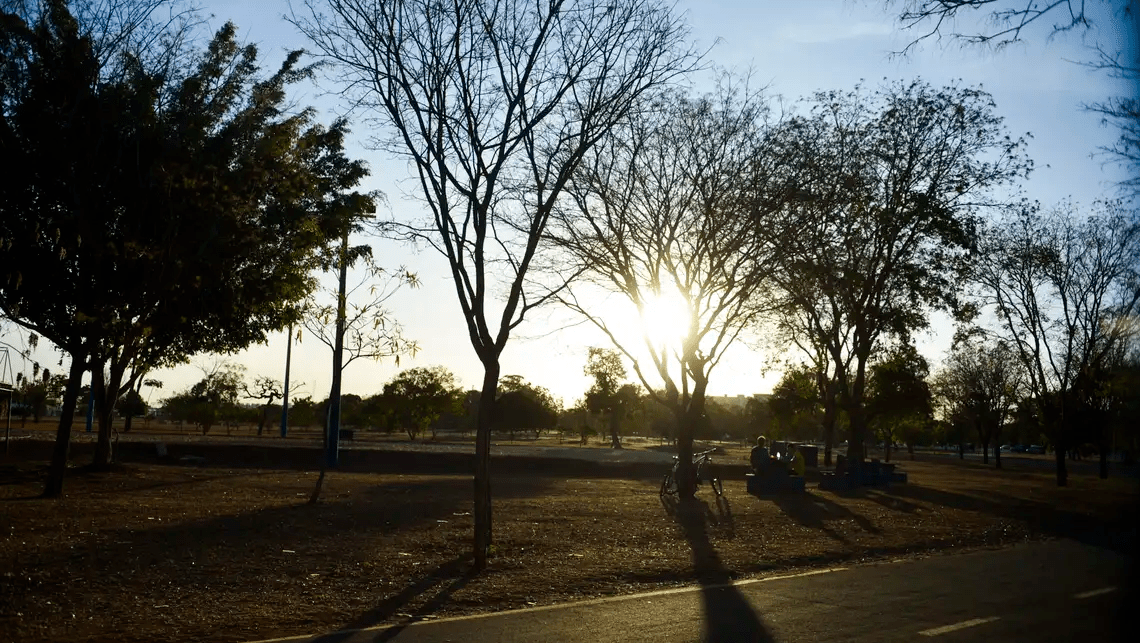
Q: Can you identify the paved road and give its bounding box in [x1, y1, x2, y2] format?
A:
[247, 538, 1134, 643]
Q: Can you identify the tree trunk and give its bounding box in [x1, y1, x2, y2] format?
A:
[1054, 442, 1068, 486]
[44, 354, 87, 498]
[326, 229, 350, 469]
[91, 366, 124, 470]
[845, 406, 866, 482]
[474, 363, 500, 571]
[609, 411, 621, 449]
[818, 370, 837, 467]
[995, 442, 1002, 469]
[1099, 446, 1108, 479]
[309, 402, 331, 504]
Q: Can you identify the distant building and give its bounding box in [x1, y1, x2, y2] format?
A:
[705, 394, 768, 410]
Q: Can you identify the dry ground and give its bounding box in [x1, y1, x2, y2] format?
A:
[1, 442, 1137, 643]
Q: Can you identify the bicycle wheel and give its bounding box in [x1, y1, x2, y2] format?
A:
[660, 472, 677, 496]
[711, 476, 724, 496]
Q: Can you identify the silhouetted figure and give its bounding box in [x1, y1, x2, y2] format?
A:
[751, 436, 772, 475]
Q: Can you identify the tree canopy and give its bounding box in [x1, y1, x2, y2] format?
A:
[0, 2, 368, 494]
[767, 79, 1030, 475]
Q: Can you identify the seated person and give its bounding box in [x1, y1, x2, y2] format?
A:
[751, 436, 787, 478]
[786, 444, 806, 477]
[750, 436, 771, 474]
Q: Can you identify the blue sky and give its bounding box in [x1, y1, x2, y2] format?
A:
[3, 0, 1135, 405]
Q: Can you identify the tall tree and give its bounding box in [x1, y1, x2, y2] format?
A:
[0, 4, 363, 494]
[866, 343, 934, 463]
[973, 201, 1140, 484]
[931, 338, 1023, 467]
[583, 347, 641, 449]
[291, 0, 698, 568]
[767, 364, 823, 443]
[493, 375, 561, 440]
[767, 80, 1030, 482]
[381, 366, 463, 441]
[548, 81, 789, 498]
[302, 254, 418, 466]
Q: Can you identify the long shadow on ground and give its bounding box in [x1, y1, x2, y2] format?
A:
[309, 555, 474, 643]
[666, 494, 775, 643]
[849, 483, 1140, 554]
[769, 493, 881, 545]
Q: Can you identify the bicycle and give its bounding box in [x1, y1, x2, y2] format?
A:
[660, 448, 723, 497]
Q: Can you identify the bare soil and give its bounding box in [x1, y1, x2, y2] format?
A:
[1, 432, 1137, 643]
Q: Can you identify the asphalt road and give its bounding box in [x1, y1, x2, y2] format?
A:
[247, 538, 1135, 643]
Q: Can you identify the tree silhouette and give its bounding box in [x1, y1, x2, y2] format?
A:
[583, 348, 642, 449]
[549, 80, 789, 497]
[291, 0, 699, 568]
[930, 339, 1022, 467]
[973, 201, 1140, 484]
[0, 6, 364, 494]
[768, 80, 1030, 481]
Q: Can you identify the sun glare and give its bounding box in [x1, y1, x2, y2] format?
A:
[639, 288, 691, 348]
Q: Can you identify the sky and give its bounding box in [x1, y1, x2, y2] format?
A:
[1, 0, 1135, 407]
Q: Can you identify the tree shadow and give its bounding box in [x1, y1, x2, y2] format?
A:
[769, 492, 881, 544]
[831, 487, 924, 514]
[310, 555, 475, 642]
[675, 497, 776, 642]
[875, 483, 1139, 554]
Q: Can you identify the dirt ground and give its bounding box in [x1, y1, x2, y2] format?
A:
[1, 435, 1137, 643]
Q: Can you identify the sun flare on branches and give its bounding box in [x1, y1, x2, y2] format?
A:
[638, 288, 691, 349]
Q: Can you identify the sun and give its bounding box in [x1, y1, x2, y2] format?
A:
[639, 288, 691, 349]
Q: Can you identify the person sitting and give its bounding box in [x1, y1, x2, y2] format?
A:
[787, 443, 806, 477]
[750, 436, 772, 475]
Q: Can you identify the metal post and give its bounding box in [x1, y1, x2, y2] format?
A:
[280, 323, 293, 438]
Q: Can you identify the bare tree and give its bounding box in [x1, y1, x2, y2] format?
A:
[242, 375, 305, 436]
[547, 81, 787, 498]
[290, 0, 698, 569]
[973, 200, 1140, 484]
[886, 0, 1140, 197]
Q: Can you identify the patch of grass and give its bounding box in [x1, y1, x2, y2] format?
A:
[0, 453, 1136, 643]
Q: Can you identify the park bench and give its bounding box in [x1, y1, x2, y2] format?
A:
[818, 459, 907, 491]
[745, 471, 806, 495]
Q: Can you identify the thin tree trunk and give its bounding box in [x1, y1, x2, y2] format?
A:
[1054, 442, 1068, 486]
[44, 354, 87, 498]
[92, 367, 121, 470]
[474, 363, 500, 571]
[309, 404, 330, 504]
[609, 411, 621, 449]
[818, 370, 837, 467]
[326, 228, 349, 469]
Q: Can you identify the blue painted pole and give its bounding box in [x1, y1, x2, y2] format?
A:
[280, 323, 293, 438]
